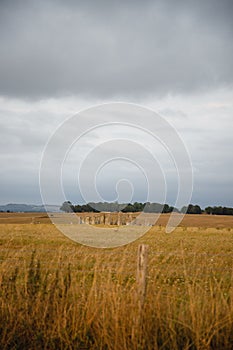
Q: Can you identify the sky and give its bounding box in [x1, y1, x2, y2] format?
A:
[0, 0, 233, 208]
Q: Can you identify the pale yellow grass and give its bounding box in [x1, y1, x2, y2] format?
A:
[0, 223, 233, 349]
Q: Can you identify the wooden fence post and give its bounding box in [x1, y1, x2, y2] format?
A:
[137, 244, 148, 312]
[132, 244, 149, 344]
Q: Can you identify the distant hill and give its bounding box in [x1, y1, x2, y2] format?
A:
[0, 204, 61, 212]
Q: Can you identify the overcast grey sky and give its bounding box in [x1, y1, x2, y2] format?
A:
[0, 0, 233, 208]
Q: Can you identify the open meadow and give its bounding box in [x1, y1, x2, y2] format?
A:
[1, 213, 233, 349]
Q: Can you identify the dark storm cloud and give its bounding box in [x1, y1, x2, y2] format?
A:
[0, 0, 232, 99]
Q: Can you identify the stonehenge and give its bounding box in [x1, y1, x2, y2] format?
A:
[74, 212, 154, 226]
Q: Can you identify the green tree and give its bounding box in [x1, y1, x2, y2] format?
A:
[181, 204, 202, 214]
[60, 201, 74, 213]
[205, 206, 213, 215]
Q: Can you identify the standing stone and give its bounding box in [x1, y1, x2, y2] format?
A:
[100, 215, 104, 224]
[128, 214, 132, 225]
[117, 213, 121, 226]
[104, 213, 110, 225]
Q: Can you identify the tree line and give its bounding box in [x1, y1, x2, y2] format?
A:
[60, 201, 233, 215]
[204, 206, 233, 215]
[60, 201, 177, 213]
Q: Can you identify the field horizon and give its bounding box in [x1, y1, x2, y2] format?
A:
[1, 215, 233, 349]
[0, 212, 233, 229]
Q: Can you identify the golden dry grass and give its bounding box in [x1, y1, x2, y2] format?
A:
[1, 212, 233, 228]
[0, 223, 233, 349]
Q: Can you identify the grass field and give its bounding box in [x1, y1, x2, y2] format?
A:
[1, 212, 233, 228]
[0, 214, 233, 349]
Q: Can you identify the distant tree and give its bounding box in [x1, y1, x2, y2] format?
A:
[181, 206, 188, 214]
[181, 204, 202, 214]
[224, 207, 233, 215]
[73, 204, 83, 212]
[215, 206, 232, 215]
[133, 202, 145, 212]
[60, 201, 232, 215]
[121, 203, 136, 213]
[60, 201, 74, 213]
[215, 206, 223, 215]
[162, 204, 170, 213]
[144, 202, 164, 213]
[205, 206, 213, 215]
[205, 206, 233, 215]
[193, 205, 202, 214]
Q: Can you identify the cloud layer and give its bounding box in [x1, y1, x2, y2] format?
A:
[0, 0, 232, 99]
[0, 1, 232, 207]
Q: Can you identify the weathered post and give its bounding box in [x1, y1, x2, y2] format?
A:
[137, 244, 148, 313]
[132, 244, 149, 344]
